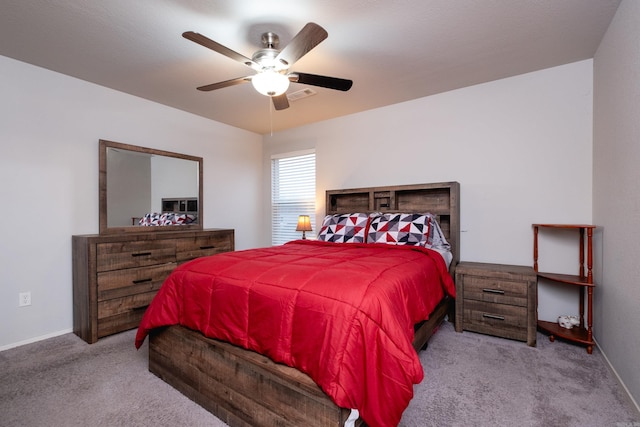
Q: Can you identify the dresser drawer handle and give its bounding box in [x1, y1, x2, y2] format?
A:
[483, 313, 505, 321]
[199, 245, 216, 250]
[482, 288, 505, 295]
[132, 278, 152, 284]
[132, 252, 152, 257]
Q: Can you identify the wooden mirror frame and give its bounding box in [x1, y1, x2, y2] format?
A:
[99, 139, 203, 234]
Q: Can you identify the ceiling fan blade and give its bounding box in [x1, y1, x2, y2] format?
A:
[183, 31, 259, 69]
[290, 72, 353, 91]
[196, 76, 251, 91]
[276, 23, 328, 67]
[272, 94, 290, 110]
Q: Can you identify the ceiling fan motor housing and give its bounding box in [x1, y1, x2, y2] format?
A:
[251, 32, 287, 71]
[261, 32, 279, 49]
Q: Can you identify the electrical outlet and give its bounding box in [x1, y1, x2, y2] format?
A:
[19, 292, 31, 307]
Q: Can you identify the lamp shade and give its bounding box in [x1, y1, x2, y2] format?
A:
[251, 70, 290, 96]
[296, 215, 312, 232]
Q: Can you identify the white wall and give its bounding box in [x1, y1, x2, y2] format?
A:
[593, 0, 640, 408]
[0, 56, 263, 349]
[150, 155, 199, 214]
[107, 148, 151, 227]
[265, 60, 594, 324]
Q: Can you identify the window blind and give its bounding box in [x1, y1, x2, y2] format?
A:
[271, 151, 316, 245]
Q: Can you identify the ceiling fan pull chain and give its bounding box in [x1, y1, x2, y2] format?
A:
[269, 96, 274, 137]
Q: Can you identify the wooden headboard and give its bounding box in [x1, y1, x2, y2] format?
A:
[325, 181, 460, 271]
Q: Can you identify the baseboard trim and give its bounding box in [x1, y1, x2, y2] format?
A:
[595, 337, 640, 416]
[0, 328, 73, 352]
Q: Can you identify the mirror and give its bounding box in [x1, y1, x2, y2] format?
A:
[99, 139, 203, 234]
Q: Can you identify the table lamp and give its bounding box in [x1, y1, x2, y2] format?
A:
[295, 215, 312, 239]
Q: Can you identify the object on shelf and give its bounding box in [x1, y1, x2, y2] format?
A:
[557, 315, 580, 329]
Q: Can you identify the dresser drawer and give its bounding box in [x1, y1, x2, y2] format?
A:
[463, 300, 528, 341]
[461, 275, 528, 307]
[175, 231, 234, 263]
[96, 241, 176, 272]
[97, 263, 176, 301]
[97, 291, 157, 338]
[98, 290, 157, 318]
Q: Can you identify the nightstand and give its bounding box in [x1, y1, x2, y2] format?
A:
[455, 262, 537, 346]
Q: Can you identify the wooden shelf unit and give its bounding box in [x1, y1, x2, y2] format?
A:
[533, 224, 596, 354]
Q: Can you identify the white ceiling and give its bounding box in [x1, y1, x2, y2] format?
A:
[1, 0, 620, 135]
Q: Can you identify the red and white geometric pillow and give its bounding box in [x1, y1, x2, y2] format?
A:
[139, 212, 196, 226]
[367, 213, 432, 246]
[317, 213, 370, 243]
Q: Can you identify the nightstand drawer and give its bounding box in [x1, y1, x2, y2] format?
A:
[461, 276, 528, 307]
[463, 300, 528, 327]
[463, 300, 529, 342]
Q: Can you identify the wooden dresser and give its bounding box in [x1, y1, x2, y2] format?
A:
[72, 228, 234, 343]
[455, 262, 537, 346]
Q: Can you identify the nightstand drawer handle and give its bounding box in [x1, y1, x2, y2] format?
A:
[132, 278, 152, 285]
[199, 245, 216, 250]
[482, 288, 505, 295]
[483, 313, 505, 321]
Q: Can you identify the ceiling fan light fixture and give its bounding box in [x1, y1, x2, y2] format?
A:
[252, 70, 290, 96]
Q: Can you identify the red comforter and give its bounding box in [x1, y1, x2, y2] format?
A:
[135, 240, 455, 426]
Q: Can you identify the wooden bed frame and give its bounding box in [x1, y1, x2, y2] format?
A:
[148, 181, 460, 427]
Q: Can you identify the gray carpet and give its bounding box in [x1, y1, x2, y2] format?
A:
[402, 322, 639, 426]
[1, 321, 638, 427]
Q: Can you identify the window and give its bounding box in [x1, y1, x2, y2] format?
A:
[271, 150, 316, 245]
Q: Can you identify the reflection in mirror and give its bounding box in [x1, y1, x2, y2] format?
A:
[99, 140, 203, 234]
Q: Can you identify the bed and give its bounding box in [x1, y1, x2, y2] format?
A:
[135, 182, 460, 427]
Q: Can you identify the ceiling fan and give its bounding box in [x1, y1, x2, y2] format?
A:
[183, 22, 353, 111]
